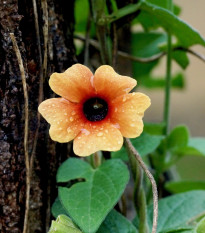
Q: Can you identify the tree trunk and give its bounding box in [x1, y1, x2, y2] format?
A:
[0, 0, 76, 232]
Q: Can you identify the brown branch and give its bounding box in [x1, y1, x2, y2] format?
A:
[125, 138, 158, 233]
[75, 34, 205, 64]
[10, 33, 30, 233]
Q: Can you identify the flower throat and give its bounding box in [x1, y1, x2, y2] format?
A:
[83, 98, 108, 122]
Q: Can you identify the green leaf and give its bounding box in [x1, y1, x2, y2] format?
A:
[49, 215, 82, 233]
[144, 122, 165, 135]
[112, 132, 164, 161]
[137, 0, 181, 31]
[131, 32, 166, 79]
[195, 216, 205, 233]
[147, 191, 205, 232]
[51, 197, 69, 218]
[139, 73, 185, 89]
[167, 125, 189, 150]
[57, 158, 129, 233]
[97, 209, 138, 233]
[172, 50, 189, 69]
[165, 181, 205, 194]
[139, 2, 205, 47]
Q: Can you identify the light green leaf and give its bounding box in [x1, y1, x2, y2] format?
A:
[57, 158, 129, 233]
[97, 209, 138, 233]
[195, 216, 205, 233]
[147, 191, 205, 232]
[139, 2, 205, 47]
[175, 138, 205, 157]
[49, 215, 82, 233]
[112, 132, 164, 161]
[165, 181, 205, 194]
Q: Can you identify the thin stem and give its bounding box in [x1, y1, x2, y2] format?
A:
[125, 138, 158, 233]
[75, 34, 205, 64]
[164, 32, 172, 135]
[10, 33, 30, 233]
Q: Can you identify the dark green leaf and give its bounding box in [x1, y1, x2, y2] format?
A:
[167, 125, 189, 150]
[139, 73, 185, 89]
[165, 181, 205, 194]
[147, 191, 205, 232]
[172, 50, 189, 69]
[97, 209, 138, 233]
[112, 132, 164, 161]
[144, 122, 165, 135]
[131, 32, 166, 79]
[51, 198, 69, 218]
[139, 2, 205, 47]
[57, 158, 129, 233]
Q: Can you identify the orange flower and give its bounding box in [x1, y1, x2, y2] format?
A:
[38, 64, 151, 156]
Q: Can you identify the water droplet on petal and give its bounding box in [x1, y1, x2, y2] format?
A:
[105, 130, 108, 133]
[81, 128, 90, 135]
[70, 117, 74, 122]
[123, 96, 126, 102]
[67, 127, 71, 133]
[78, 136, 81, 139]
[118, 140, 121, 144]
[115, 107, 118, 112]
[64, 112, 67, 115]
[130, 123, 135, 127]
[71, 111, 76, 116]
[93, 125, 96, 129]
[97, 132, 103, 137]
[113, 123, 120, 129]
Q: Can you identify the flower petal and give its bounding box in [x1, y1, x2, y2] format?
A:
[111, 93, 151, 138]
[38, 98, 84, 143]
[49, 64, 95, 103]
[73, 122, 123, 156]
[94, 65, 137, 100]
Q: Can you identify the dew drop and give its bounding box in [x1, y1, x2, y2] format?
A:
[71, 111, 76, 116]
[52, 104, 55, 107]
[115, 107, 118, 112]
[123, 96, 126, 102]
[130, 123, 135, 127]
[92, 125, 96, 129]
[64, 112, 67, 115]
[113, 123, 120, 129]
[70, 117, 74, 122]
[81, 128, 90, 135]
[67, 127, 71, 133]
[78, 136, 81, 139]
[97, 132, 103, 137]
[118, 140, 121, 144]
[105, 129, 108, 133]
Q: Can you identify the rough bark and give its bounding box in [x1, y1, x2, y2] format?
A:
[0, 0, 76, 232]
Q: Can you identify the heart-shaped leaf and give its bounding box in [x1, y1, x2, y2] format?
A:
[57, 158, 129, 233]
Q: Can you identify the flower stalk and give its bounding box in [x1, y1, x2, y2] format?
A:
[125, 138, 158, 233]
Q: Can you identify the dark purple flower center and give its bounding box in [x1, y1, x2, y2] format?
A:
[83, 98, 108, 122]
